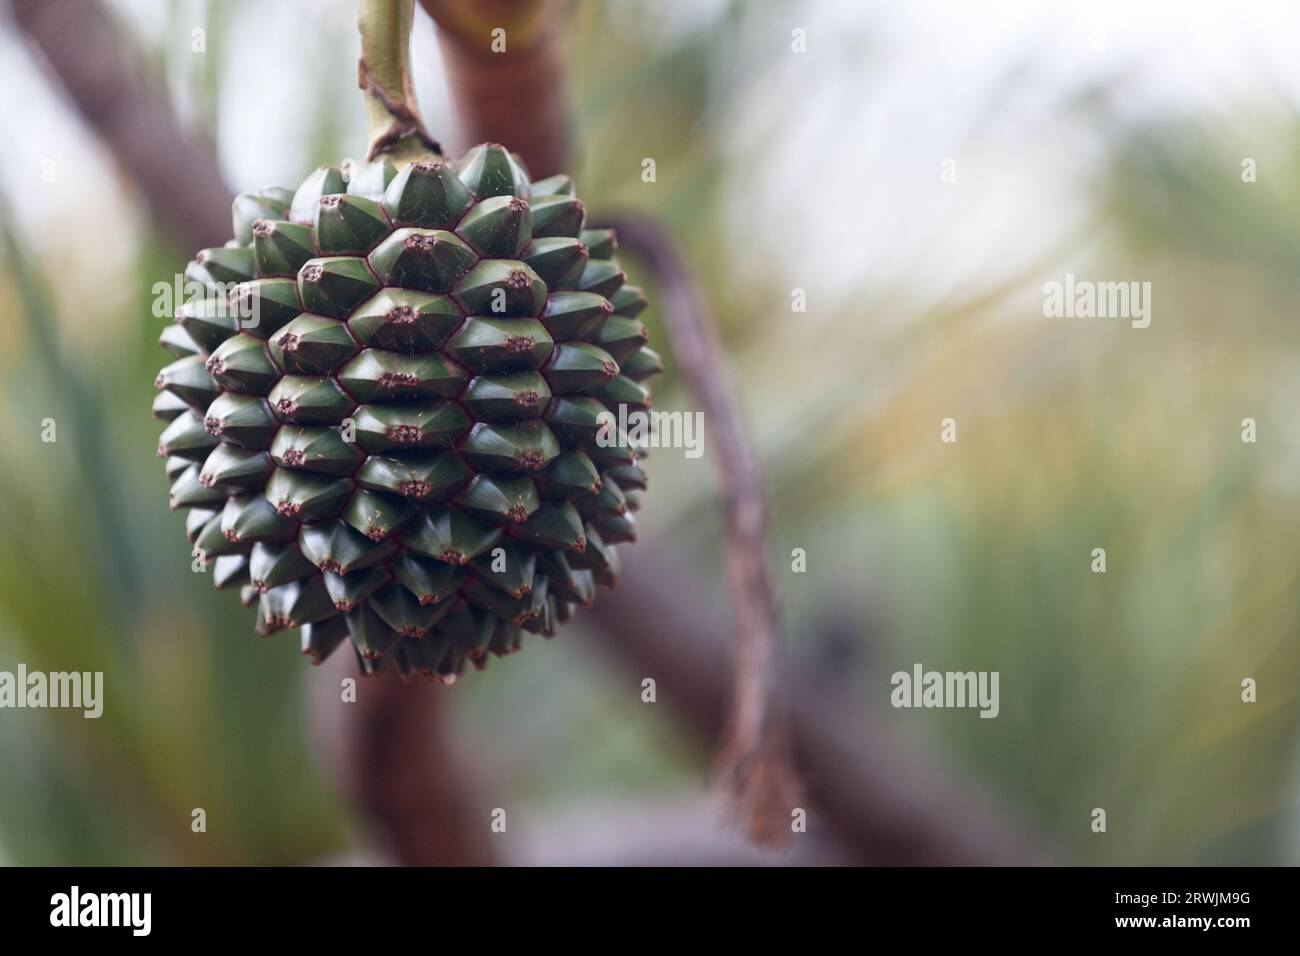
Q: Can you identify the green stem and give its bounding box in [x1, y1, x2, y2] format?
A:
[358, 0, 441, 163]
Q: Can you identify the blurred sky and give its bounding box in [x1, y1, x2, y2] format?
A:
[6, 0, 1300, 309]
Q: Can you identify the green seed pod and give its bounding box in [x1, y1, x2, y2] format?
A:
[528, 195, 585, 239]
[459, 420, 560, 474]
[453, 260, 546, 317]
[522, 237, 588, 289]
[456, 195, 532, 258]
[314, 194, 390, 255]
[252, 219, 316, 278]
[382, 159, 473, 229]
[456, 143, 530, 199]
[350, 401, 472, 453]
[543, 342, 618, 394]
[336, 349, 468, 402]
[540, 291, 611, 342]
[297, 257, 381, 319]
[445, 317, 553, 373]
[156, 354, 221, 408]
[461, 372, 550, 422]
[268, 376, 355, 425]
[368, 229, 476, 293]
[347, 289, 462, 352]
[355, 451, 470, 501]
[289, 166, 348, 225]
[205, 333, 279, 395]
[269, 426, 361, 476]
[269, 314, 359, 375]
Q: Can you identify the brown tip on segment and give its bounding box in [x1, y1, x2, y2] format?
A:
[302, 264, 324, 283]
[204, 356, 225, 376]
[404, 233, 437, 252]
[601, 361, 618, 378]
[508, 197, 528, 213]
[318, 559, 342, 574]
[417, 594, 439, 606]
[518, 449, 544, 471]
[377, 371, 419, 390]
[506, 270, 530, 289]
[203, 417, 222, 437]
[412, 160, 443, 172]
[276, 398, 298, 416]
[506, 504, 529, 523]
[251, 219, 274, 237]
[398, 626, 423, 638]
[400, 479, 431, 498]
[276, 333, 300, 353]
[516, 389, 539, 407]
[600, 299, 613, 315]
[195, 251, 208, 265]
[577, 242, 589, 257]
[319, 194, 343, 209]
[591, 477, 602, 493]
[153, 374, 166, 390]
[281, 448, 305, 467]
[385, 423, 422, 444]
[387, 304, 417, 325]
[438, 672, 457, 686]
[365, 526, 387, 542]
[505, 335, 534, 354]
[573, 535, 587, 553]
[441, 549, 465, 565]
[199, 473, 216, 488]
[275, 500, 302, 517]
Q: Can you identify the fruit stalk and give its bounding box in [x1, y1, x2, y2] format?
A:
[358, 0, 441, 163]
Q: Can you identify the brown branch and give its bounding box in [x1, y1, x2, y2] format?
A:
[7, 0, 233, 252]
[311, 650, 497, 866]
[589, 543, 1060, 865]
[603, 213, 803, 845]
[417, 0, 571, 177]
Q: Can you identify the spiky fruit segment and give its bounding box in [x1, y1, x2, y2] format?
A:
[156, 149, 657, 681]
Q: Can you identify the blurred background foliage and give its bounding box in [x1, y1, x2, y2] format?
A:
[1, 0, 1299, 865]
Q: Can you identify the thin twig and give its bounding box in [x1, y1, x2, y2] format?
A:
[604, 213, 804, 845]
